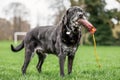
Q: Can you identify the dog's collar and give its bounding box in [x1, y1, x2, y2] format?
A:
[66, 25, 71, 32]
[65, 25, 72, 35]
[65, 25, 81, 35]
[66, 31, 71, 35]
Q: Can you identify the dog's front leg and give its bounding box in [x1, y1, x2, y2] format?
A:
[68, 55, 74, 74]
[59, 54, 66, 77]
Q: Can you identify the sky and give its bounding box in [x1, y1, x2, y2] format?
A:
[105, 0, 120, 10]
[0, 0, 119, 28]
[0, 0, 57, 28]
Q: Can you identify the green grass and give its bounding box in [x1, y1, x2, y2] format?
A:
[0, 41, 120, 80]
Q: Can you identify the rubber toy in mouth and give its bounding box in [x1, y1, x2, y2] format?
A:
[78, 19, 96, 34]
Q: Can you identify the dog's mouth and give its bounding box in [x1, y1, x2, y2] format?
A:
[77, 19, 96, 34]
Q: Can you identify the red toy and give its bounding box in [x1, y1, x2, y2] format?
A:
[78, 19, 96, 34]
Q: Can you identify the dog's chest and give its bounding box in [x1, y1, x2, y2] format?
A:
[62, 30, 80, 46]
[62, 44, 77, 56]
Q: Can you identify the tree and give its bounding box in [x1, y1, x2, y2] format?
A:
[109, 8, 120, 45]
[84, 0, 114, 45]
[116, 0, 120, 3]
[70, 0, 85, 8]
[4, 2, 29, 32]
[48, 0, 66, 25]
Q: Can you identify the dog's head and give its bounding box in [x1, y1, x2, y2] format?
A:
[63, 6, 96, 34]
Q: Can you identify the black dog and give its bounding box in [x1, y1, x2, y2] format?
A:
[11, 6, 92, 76]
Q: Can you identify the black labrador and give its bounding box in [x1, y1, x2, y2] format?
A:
[11, 6, 94, 77]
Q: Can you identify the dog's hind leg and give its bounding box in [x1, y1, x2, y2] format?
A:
[36, 51, 46, 73]
[22, 48, 33, 75]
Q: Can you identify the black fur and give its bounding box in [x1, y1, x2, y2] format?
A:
[11, 6, 86, 77]
[11, 41, 24, 52]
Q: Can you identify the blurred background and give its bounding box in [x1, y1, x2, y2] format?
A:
[0, 0, 120, 46]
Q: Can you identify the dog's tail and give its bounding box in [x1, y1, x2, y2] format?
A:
[11, 41, 24, 52]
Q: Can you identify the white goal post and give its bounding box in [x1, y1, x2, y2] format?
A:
[14, 32, 27, 44]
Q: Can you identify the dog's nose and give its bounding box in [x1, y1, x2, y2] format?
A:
[79, 14, 83, 18]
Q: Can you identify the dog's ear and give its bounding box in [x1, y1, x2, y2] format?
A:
[63, 8, 73, 25]
[63, 9, 70, 25]
[63, 14, 67, 25]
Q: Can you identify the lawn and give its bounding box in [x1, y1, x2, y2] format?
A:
[0, 41, 120, 80]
